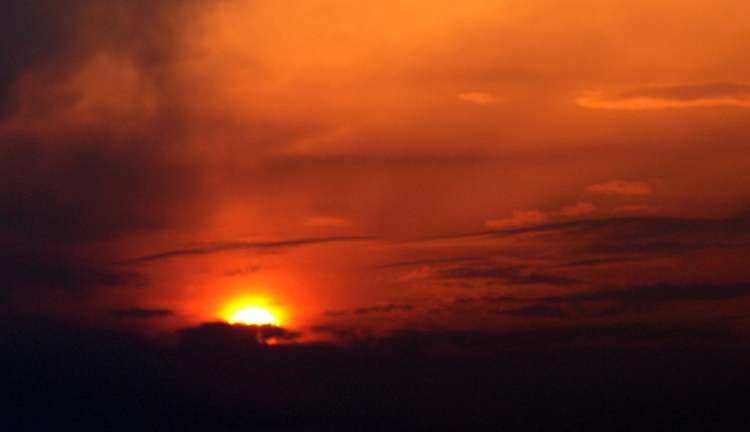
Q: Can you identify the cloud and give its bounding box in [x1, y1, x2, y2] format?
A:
[419, 214, 750, 300]
[486, 210, 548, 229]
[457, 91, 498, 105]
[576, 82, 750, 110]
[178, 322, 300, 348]
[550, 282, 750, 306]
[377, 256, 483, 269]
[382, 320, 736, 352]
[587, 180, 652, 196]
[490, 282, 750, 317]
[125, 236, 374, 264]
[555, 257, 642, 268]
[433, 214, 750, 254]
[326, 303, 414, 317]
[448, 281, 750, 320]
[0, 253, 145, 296]
[438, 264, 577, 286]
[559, 202, 596, 218]
[110, 307, 174, 319]
[353, 304, 413, 315]
[485, 202, 595, 231]
[500, 305, 568, 318]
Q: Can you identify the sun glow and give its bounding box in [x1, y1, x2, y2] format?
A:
[229, 306, 278, 326]
[222, 296, 285, 327]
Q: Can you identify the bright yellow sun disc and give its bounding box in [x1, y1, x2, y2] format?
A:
[229, 307, 278, 326]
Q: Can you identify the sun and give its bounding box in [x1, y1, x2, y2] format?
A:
[229, 306, 278, 326]
[222, 295, 285, 326]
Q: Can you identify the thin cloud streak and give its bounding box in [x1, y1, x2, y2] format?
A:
[110, 307, 174, 319]
[577, 82, 750, 110]
[418, 214, 750, 243]
[124, 236, 376, 264]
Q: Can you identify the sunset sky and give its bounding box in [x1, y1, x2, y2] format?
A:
[3, 0, 750, 343]
[5, 1, 750, 429]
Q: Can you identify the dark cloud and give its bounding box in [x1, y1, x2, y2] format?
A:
[126, 236, 374, 264]
[178, 322, 300, 349]
[538, 282, 750, 316]
[110, 307, 174, 319]
[554, 256, 642, 268]
[3, 318, 749, 429]
[438, 264, 577, 286]
[438, 215, 742, 240]
[0, 1, 75, 110]
[431, 214, 750, 259]
[0, 0, 215, 243]
[358, 320, 741, 353]
[473, 295, 521, 304]
[543, 282, 750, 305]
[0, 0, 208, 295]
[0, 253, 144, 296]
[354, 304, 413, 315]
[0, 0, 197, 112]
[376, 255, 483, 269]
[445, 282, 750, 319]
[0, 134, 205, 244]
[500, 305, 568, 318]
[326, 303, 414, 317]
[470, 282, 750, 318]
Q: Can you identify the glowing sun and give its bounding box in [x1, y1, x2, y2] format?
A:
[229, 306, 278, 326]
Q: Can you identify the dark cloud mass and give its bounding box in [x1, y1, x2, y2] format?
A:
[326, 303, 414, 317]
[110, 307, 174, 319]
[438, 264, 578, 286]
[3, 319, 749, 429]
[541, 282, 750, 316]
[500, 305, 568, 318]
[0, 0, 191, 111]
[449, 282, 750, 319]
[0, 253, 144, 296]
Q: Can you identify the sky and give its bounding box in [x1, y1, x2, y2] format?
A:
[4, 1, 750, 428]
[2, 0, 750, 344]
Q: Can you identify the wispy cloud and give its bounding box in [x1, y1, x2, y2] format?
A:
[486, 210, 547, 229]
[457, 91, 499, 105]
[438, 264, 577, 286]
[500, 305, 568, 318]
[125, 236, 374, 264]
[326, 303, 414, 317]
[455, 282, 750, 319]
[559, 202, 597, 218]
[110, 307, 174, 319]
[587, 180, 652, 196]
[526, 282, 750, 317]
[577, 82, 750, 110]
[423, 214, 750, 262]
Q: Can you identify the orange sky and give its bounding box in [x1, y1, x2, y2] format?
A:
[2, 0, 750, 342]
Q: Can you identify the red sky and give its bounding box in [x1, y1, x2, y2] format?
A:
[2, 0, 750, 345]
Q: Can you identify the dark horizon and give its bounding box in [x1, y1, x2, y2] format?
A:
[4, 318, 749, 429]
